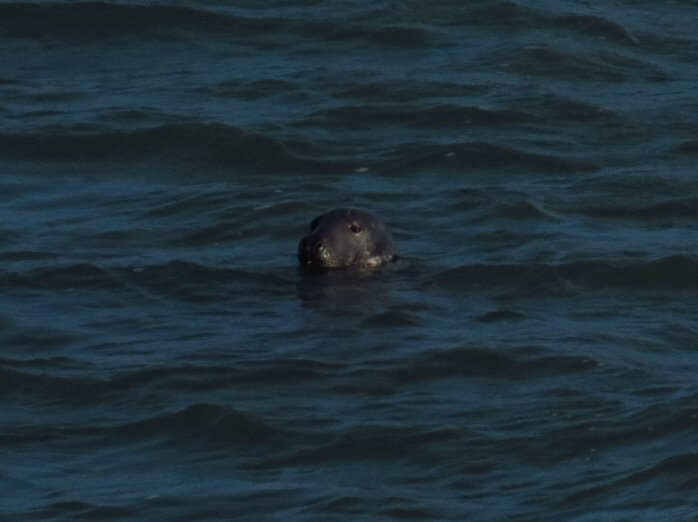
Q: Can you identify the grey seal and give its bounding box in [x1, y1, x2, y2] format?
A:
[298, 208, 398, 269]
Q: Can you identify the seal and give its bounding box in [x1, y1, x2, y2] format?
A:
[298, 208, 398, 269]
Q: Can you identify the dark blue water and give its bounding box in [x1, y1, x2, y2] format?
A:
[2, 1, 698, 520]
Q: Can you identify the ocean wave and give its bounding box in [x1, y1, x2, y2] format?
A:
[566, 198, 698, 221]
[519, 93, 619, 122]
[462, 2, 539, 29]
[560, 403, 698, 457]
[2, 1, 645, 57]
[236, 359, 343, 384]
[0, 358, 339, 412]
[552, 13, 639, 45]
[107, 358, 343, 392]
[625, 453, 698, 484]
[383, 141, 597, 175]
[253, 423, 459, 469]
[559, 453, 698, 511]
[474, 309, 528, 323]
[333, 80, 489, 104]
[0, 250, 61, 263]
[0, 2, 432, 50]
[674, 140, 698, 155]
[391, 347, 597, 382]
[360, 310, 423, 329]
[0, 263, 119, 292]
[0, 123, 338, 173]
[206, 79, 302, 100]
[120, 403, 281, 443]
[505, 45, 664, 82]
[478, 200, 554, 221]
[466, 3, 638, 45]
[126, 260, 293, 294]
[430, 255, 698, 293]
[0, 394, 281, 447]
[0, 2, 276, 41]
[0, 366, 114, 416]
[29, 501, 134, 521]
[299, 104, 529, 130]
[0, 260, 293, 298]
[300, 22, 433, 48]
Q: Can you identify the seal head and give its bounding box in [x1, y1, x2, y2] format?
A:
[298, 208, 398, 269]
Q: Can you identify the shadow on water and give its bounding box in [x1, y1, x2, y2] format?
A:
[296, 264, 402, 314]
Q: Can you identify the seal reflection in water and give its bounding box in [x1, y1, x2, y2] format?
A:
[298, 208, 398, 269]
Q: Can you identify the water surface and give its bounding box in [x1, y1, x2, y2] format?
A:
[2, 1, 698, 520]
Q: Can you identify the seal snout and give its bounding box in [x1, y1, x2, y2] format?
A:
[298, 236, 311, 265]
[299, 235, 329, 267]
[313, 241, 327, 260]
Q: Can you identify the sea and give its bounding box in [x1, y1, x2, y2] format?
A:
[2, 1, 698, 520]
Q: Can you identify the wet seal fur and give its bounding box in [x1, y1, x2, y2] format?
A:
[298, 208, 398, 269]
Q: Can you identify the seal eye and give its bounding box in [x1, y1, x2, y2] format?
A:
[349, 223, 362, 234]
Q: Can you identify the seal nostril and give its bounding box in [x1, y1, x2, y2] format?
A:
[298, 237, 313, 264]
